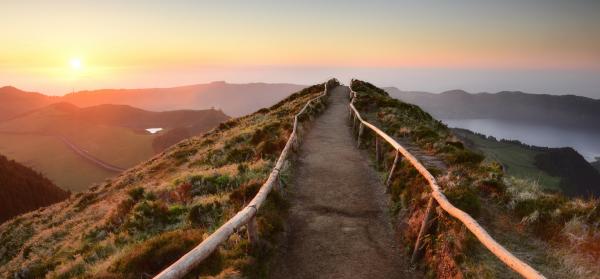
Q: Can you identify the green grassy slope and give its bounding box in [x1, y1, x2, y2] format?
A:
[0, 81, 333, 279]
[452, 128, 561, 191]
[0, 134, 116, 192]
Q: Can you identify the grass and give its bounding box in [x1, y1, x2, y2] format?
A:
[454, 129, 562, 191]
[0, 133, 115, 191]
[0, 105, 159, 192]
[350, 79, 600, 278]
[0, 80, 333, 279]
[63, 124, 155, 169]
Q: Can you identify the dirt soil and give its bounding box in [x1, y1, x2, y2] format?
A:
[269, 86, 416, 278]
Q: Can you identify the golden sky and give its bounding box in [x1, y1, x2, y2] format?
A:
[1, 0, 599, 95]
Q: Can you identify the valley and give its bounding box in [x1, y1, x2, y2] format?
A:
[0, 101, 228, 191]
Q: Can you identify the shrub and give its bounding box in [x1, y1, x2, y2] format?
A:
[187, 202, 223, 228]
[110, 229, 223, 278]
[188, 174, 233, 196]
[255, 138, 286, 159]
[170, 148, 198, 165]
[124, 200, 174, 233]
[445, 149, 484, 166]
[226, 147, 254, 163]
[107, 198, 136, 230]
[237, 163, 249, 174]
[127, 187, 145, 201]
[229, 180, 262, 208]
[445, 185, 481, 218]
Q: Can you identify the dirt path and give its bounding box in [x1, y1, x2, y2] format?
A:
[269, 86, 414, 278]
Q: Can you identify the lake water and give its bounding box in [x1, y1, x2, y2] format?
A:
[145, 128, 163, 134]
[443, 119, 600, 161]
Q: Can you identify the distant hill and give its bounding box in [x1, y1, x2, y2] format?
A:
[454, 128, 600, 198]
[1, 82, 305, 120]
[0, 154, 69, 223]
[0, 103, 228, 191]
[385, 87, 600, 130]
[62, 81, 306, 116]
[0, 86, 57, 121]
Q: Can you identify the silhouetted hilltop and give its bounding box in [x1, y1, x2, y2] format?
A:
[0, 86, 57, 121]
[0, 82, 305, 120]
[0, 154, 69, 223]
[62, 82, 306, 116]
[386, 87, 600, 130]
[535, 148, 600, 198]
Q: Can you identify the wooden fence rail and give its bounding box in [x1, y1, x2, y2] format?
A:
[153, 81, 334, 279]
[348, 87, 546, 279]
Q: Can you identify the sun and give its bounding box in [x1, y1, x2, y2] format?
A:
[69, 58, 83, 70]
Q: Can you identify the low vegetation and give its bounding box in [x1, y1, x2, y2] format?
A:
[454, 128, 600, 197]
[0, 154, 69, 223]
[351, 79, 600, 278]
[0, 81, 334, 278]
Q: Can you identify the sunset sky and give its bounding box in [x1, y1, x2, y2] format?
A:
[1, 0, 600, 97]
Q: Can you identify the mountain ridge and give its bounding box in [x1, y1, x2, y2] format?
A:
[386, 87, 600, 130]
[0, 82, 306, 121]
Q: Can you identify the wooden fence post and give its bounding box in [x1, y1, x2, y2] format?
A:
[357, 123, 364, 148]
[273, 173, 281, 192]
[386, 151, 401, 190]
[411, 196, 436, 264]
[247, 215, 259, 246]
[375, 137, 381, 168]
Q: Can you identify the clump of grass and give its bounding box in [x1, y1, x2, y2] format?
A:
[188, 201, 223, 229]
[110, 229, 223, 278]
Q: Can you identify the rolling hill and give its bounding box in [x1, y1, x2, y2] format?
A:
[385, 87, 600, 130]
[0, 86, 57, 121]
[0, 154, 69, 223]
[0, 82, 326, 278]
[0, 103, 229, 191]
[62, 82, 306, 117]
[1, 82, 305, 120]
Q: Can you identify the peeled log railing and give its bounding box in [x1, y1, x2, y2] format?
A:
[153, 81, 334, 279]
[348, 87, 546, 279]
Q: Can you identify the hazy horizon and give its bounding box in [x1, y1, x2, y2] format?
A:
[3, 67, 600, 99]
[2, 0, 599, 98]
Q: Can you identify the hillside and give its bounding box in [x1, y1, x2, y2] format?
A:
[0, 83, 327, 278]
[352, 80, 600, 278]
[0, 86, 57, 121]
[0, 82, 305, 120]
[0, 103, 228, 191]
[385, 87, 600, 130]
[454, 128, 600, 197]
[0, 154, 69, 223]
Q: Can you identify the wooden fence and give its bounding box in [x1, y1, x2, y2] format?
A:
[153, 80, 334, 279]
[154, 81, 545, 279]
[348, 87, 546, 279]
